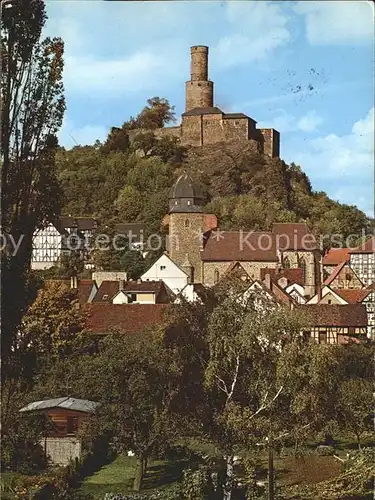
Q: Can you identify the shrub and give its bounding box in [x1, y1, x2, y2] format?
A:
[315, 445, 335, 456]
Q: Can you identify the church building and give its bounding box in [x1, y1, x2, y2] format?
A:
[167, 173, 321, 297]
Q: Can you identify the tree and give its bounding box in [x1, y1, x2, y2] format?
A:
[338, 379, 373, 449]
[17, 280, 84, 377]
[1, 0, 65, 371]
[114, 185, 144, 222]
[79, 333, 175, 492]
[101, 126, 130, 154]
[136, 97, 176, 129]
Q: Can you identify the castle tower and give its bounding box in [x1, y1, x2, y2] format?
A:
[185, 46, 214, 112]
[168, 173, 205, 282]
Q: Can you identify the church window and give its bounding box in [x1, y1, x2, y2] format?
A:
[283, 256, 290, 269]
[185, 219, 190, 228]
[187, 200, 191, 206]
[214, 268, 220, 284]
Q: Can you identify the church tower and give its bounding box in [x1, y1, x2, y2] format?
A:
[168, 173, 205, 282]
[185, 46, 214, 112]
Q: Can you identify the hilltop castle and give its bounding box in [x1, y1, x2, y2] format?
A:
[132, 45, 280, 157]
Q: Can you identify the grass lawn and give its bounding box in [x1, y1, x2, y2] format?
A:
[0, 472, 25, 499]
[79, 455, 187, 499]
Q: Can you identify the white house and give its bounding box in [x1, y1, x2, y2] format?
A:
[141, 253, 189, 295]
[32, 217, 97, 270]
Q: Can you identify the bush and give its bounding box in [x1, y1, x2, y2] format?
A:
[315, 445, 335, 456]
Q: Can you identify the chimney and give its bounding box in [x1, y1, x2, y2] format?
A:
[119, 279, 125, 292]
[317, 286, 322, 302]
[137, 278, 142, 284]
[264, 273, 271, 290]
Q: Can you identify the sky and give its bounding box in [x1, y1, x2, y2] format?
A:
[43, 0, 374, 216]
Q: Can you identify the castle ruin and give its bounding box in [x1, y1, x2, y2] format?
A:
[131, 45, 280, 157]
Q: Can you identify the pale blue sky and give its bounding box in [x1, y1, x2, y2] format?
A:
[44, 1, 374, 215]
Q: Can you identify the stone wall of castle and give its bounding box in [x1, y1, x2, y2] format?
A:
[258, 128, 280, 158]
[222, 117, 249, 141]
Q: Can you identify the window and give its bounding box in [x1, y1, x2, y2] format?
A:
[187, 200, 191, 206]
[185, 219, 190, 228]
[67, 416, 78, 435]
[160, 265, 166, 271]
[214, 268, 220, 284]
[319, 331, 327, 344]
[327, 299, 332, 304]
[283, 256, 290, 269]
[102, 294, 108, 300]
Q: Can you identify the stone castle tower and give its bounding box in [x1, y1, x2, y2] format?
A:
[185, 46, 214, 111]
[128, 45, 280, 158]
[168, 173, 205, 283]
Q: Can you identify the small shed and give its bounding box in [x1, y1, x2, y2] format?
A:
[20, 397, 98, 466]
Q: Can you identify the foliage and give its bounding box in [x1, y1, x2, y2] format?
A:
[338, 378, 373, 448]
[70, 333, 179, 492]
[1, 0, 65, 371]
[1, 380, 48, 474]
[18, 280, 85, 364]
[284, 448, 375, 499]
[124, 97, 176, 130]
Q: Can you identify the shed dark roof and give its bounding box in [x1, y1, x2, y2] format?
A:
[20, 397, 98, 414]
[85, 304, 168, 334]
[182, 106, 223, 117]
[297, 304, 367, 327]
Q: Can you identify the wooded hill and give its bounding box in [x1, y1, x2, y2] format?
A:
[56, 97, 371, 244]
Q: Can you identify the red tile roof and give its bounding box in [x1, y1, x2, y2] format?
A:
[333, 288, 372, 304]
[322, 248, 350, 266]
[297, 304, 367, 327]
[271, 223, 318, 251]
[261, 267, 304, 286]
[349, 236, 375, 254]
[203, 214, 218, 232]
[92, 281, 121, 303]
[322, 261, 347, 286]
[201, 231, 278, 262]
[85, 304, 168, 334]
[78, 280, 96, 304]
[123, 281, 164, 293]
